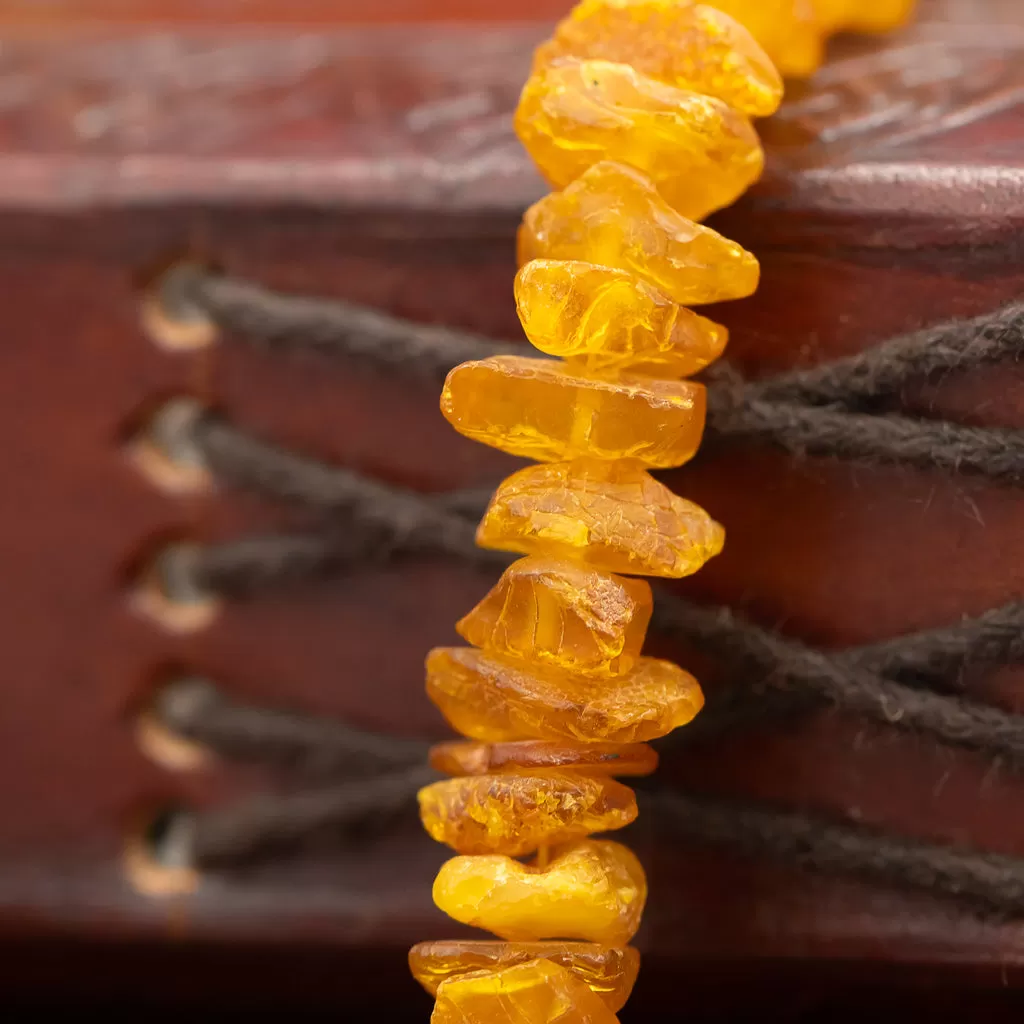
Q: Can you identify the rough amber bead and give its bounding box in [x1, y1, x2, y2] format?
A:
[519, 162, 759, 306]
[840, 0, 915, 31]
[515, 59, 763, 222]
[440, 355, 705, 468]
[430, 959, 620, 1024]
[426, 647, 704, 744]
[476, 458, 724, 578]
[418, 769, 637, 856]
[710, 0, 822, 76]
[429, 739, 659, 778]
[532, 1, 783, 117]
[433, 840, 647, 945]
[457, 555, 652, 676]
[410, 941, 640, 1012]
[515, 260, 727, 378]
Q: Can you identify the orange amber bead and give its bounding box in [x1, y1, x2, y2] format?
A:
[515, 260, 727, 378]
[532, 0, 783, 117]
[429, 739, 659, 777]
[457, 555, 652, 676]
[440, 355, 706, 468]
[519, 162, 759, 305]
[515, 59, 763, 222]
[432, 839, 647, 945]
[418, 769, 637, 856]
[430, 959, 620, 1024]
[426, 647, 704, 744]
[409, 940, 640, 1012]
[476, 458, 724, 578]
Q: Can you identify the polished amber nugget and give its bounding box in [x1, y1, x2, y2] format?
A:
[418, 769, 637, 856]
[427, 647, 704, 744]
[441, 355, 705, 468]
[430, 739, 658, 778]
[433, 840, 647, 945]
[457, 555, 652, 676]
[515, 59, 763, 222]
[516, 260, 727, 378]
[430, 960, 619, 1024]
[519, 162, 759, 305]
[710, 0, 822, 77]
[410, 940, 640, 1012]
[811, 0, 915, 31]
[477, 458, 724, 578]
[532, 1, 783, 117]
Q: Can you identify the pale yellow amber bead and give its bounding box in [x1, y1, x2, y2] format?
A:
[842, 0, 916, 31]
[430, 959, 621, 1024]
[711, 0, 822, 76]
[457, 555, 652, 676]
[515, 260, 727, 378]
[440, 355, 705, 468]
[476, 458, 724, 578]
[426, 646, 704, 744]
[410, 940, 640, 1012]
[519, 162, 759, 305]
[432, 840, 647, 945]
[515, 59, 763, 222]
[533, 0, 783, 117]
[418, 769, 637, 857]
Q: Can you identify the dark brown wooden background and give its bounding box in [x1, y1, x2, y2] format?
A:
[2, 0, 1024, 1017]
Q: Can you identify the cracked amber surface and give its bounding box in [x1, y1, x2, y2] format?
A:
[515, 260, 727, 378]
[433, 840, 647, 945]
[430, 959, 619, 1024]
[519, 162, 759, 306]
[426, 647, 704, 745]
[477, 458, 724, 578]
[418, 769, 637, 856]
[457, 556, 652, 676]
[441, 355, 706, 467]
[532, 1, 782, 117]
[429, 739, 658, 778]
[410, 941, 640, 1012]
[515, 59, 763, 221]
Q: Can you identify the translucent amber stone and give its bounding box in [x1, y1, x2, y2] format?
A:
[433, 840, 647, 945]
[476, 458, 724, 578]
[515, 60, 763, 222]
[457, 556, 652, 676]
[431, 959, 619, 1024]
[441, 355, 705, 468]
[841, 0, 915, 31]
[710, 0, 822, 76]
[532, 0, 783, 117]
[519, 162, 759, 306]
[429, 739, 659, 778]
[410, 941, 640, 1012]
[418, 769, 637, 856]
[515, 260, 727, 378]
[426, 647, 704, 744]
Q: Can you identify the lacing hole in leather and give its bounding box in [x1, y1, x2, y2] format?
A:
[126, 397, 212, 496]
[124, 806, 200, 898]
[140, 262, 218, 352]
[130, 541, 222, 634]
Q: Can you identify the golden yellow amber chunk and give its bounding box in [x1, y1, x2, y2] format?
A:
[710, 0, 822, 76]
[516, 260, 727, 378]
[418, 769, 637, 856]
[433, 840, 647, 945]
[515, 60, 763, 222]
[533, 1, 783, 117]
[441, 355, 705, 468]
[410, 941, 640, 1012]
[519, 162, 759, 306]
[457, 555, 652, 676]
[429, 739, 658, 778]
[477, 458, 724, 578]
[431, 959, 620, 1024]
[841, 0, 915, 31]
[426, 647, 704, 744]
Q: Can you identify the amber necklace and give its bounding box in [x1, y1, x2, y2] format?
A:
[407, 3, 916, 1021]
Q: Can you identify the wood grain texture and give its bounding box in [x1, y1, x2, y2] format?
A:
[2, 0, 1024, 1015]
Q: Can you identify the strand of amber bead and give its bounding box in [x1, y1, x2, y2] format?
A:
[411, 4, 915, 1022]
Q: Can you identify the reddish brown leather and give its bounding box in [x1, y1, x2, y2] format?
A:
[2, 0, 1024, 1014]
